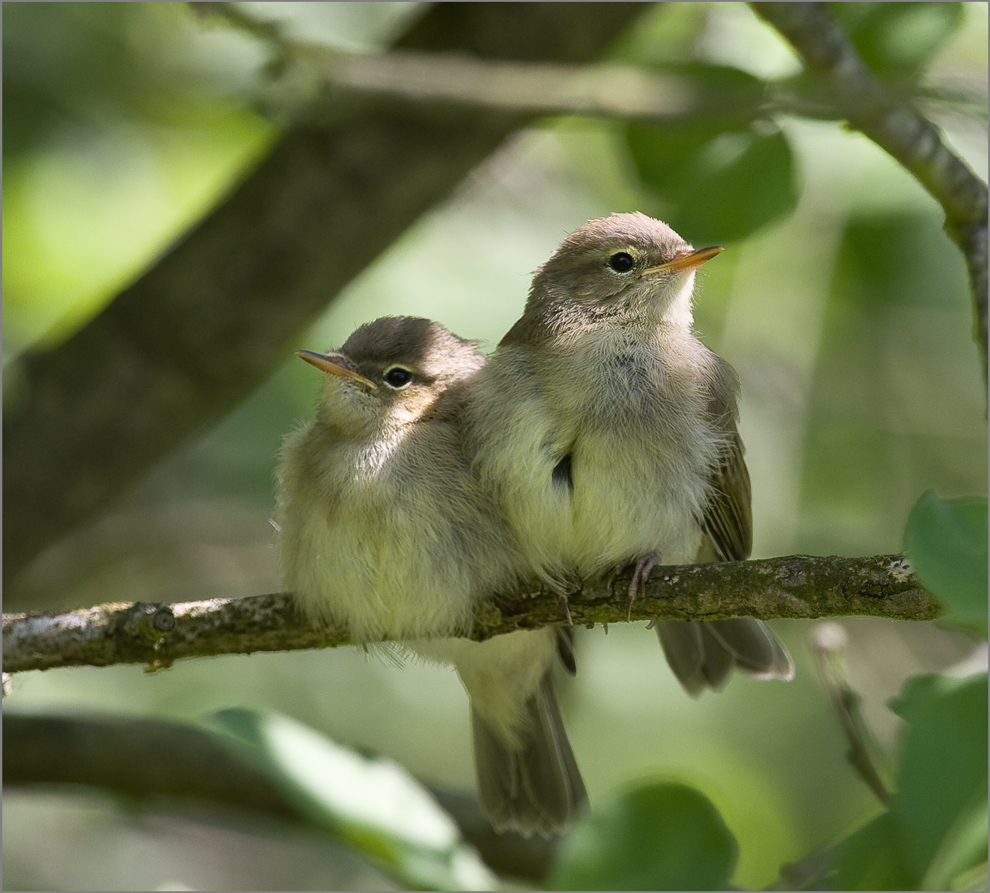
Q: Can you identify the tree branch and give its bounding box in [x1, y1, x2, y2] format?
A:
[206, 2, 834, 128]
[2, 554, 938, 675]
[2, 2, 649, 588]
[750, 2, 989, 382]
[2, 713, 556, 885]
[213, 3, 989, 133]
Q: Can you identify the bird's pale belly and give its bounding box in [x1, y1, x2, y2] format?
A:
[565, 448, 706, 574]
[509, 436, 709, 583]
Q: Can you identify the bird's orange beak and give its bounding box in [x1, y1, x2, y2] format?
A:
[643, 245, 723, 275]
[296, 350, 378, 390]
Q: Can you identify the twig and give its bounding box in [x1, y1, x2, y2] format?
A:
[202, 1, 827, 127]
[809, 622, 892, 806]
[2, 554, 937, 675]
[751, 2, 989, 382]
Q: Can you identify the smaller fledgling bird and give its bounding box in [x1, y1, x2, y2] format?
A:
[275, 316, 586, 836]
[468, 213, 794, 695]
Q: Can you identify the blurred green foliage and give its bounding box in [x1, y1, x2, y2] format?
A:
[905, 492, 989, 635]
[550, 782, 738, 891]
[2, 2, 275, 354]
[831, 672, 988, 890]
[833, 2, 965, 84]
[3, 3, 196, 157]
[3, 2, 987, 891]
[626, 64, 799, 245]
[206, 709, 495, 891]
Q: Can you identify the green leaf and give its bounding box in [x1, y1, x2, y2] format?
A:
[903, 491, 988, 635]
[889, 673, 989, 885]
[827, 673, 988, 890]
[920, 792, 989, 891]
[624, 65, 765, 190]
[833, 3, 965, 82]
[549, 781, 738, 891]
[203, 709, 495, 892]
[624, 64, 796, 247]
[828, 811, 919, 891]
[627, 115, 798, 245]
[950, 859, 990, 892]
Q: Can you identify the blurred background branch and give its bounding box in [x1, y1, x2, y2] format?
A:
[751, 1, 988, 380]
[205, 1, 825, 125]
[3, 553, 937, 675]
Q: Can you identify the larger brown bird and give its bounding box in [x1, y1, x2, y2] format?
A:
[467, 213, 793, 694]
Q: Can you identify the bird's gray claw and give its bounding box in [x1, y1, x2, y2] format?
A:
[559, 593, 574, 626]
[626, 552, 659, 620]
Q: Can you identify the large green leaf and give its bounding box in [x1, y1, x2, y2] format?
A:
[890, 673, 989, 887]
[828, 811, 918, 891]
[920, 793, 988, 891]
[828, 673, 988, 890]
[904, 491, 988, 635]
[203, 709, 495, 891]
[549, 781, 738, 891]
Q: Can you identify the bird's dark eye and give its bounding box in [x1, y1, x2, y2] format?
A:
[608, 252, 635, 273]
[383, 367, 413, 389]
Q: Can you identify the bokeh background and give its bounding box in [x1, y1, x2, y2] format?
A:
[4, 3, 987, 890]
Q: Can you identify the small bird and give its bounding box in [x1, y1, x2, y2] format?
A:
[275, 316, 586, 836]
[468, 213, 793, 695]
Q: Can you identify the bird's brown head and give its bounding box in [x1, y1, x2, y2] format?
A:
[297, 316, 485, 431]
[527, 212, 722, 328]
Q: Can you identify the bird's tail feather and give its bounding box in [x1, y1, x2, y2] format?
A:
[472, 672, 587, 837]
[656, 618, 793, 696]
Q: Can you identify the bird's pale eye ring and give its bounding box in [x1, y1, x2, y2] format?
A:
[607, 251, 636, 273]
[383, 367, 414, 389]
